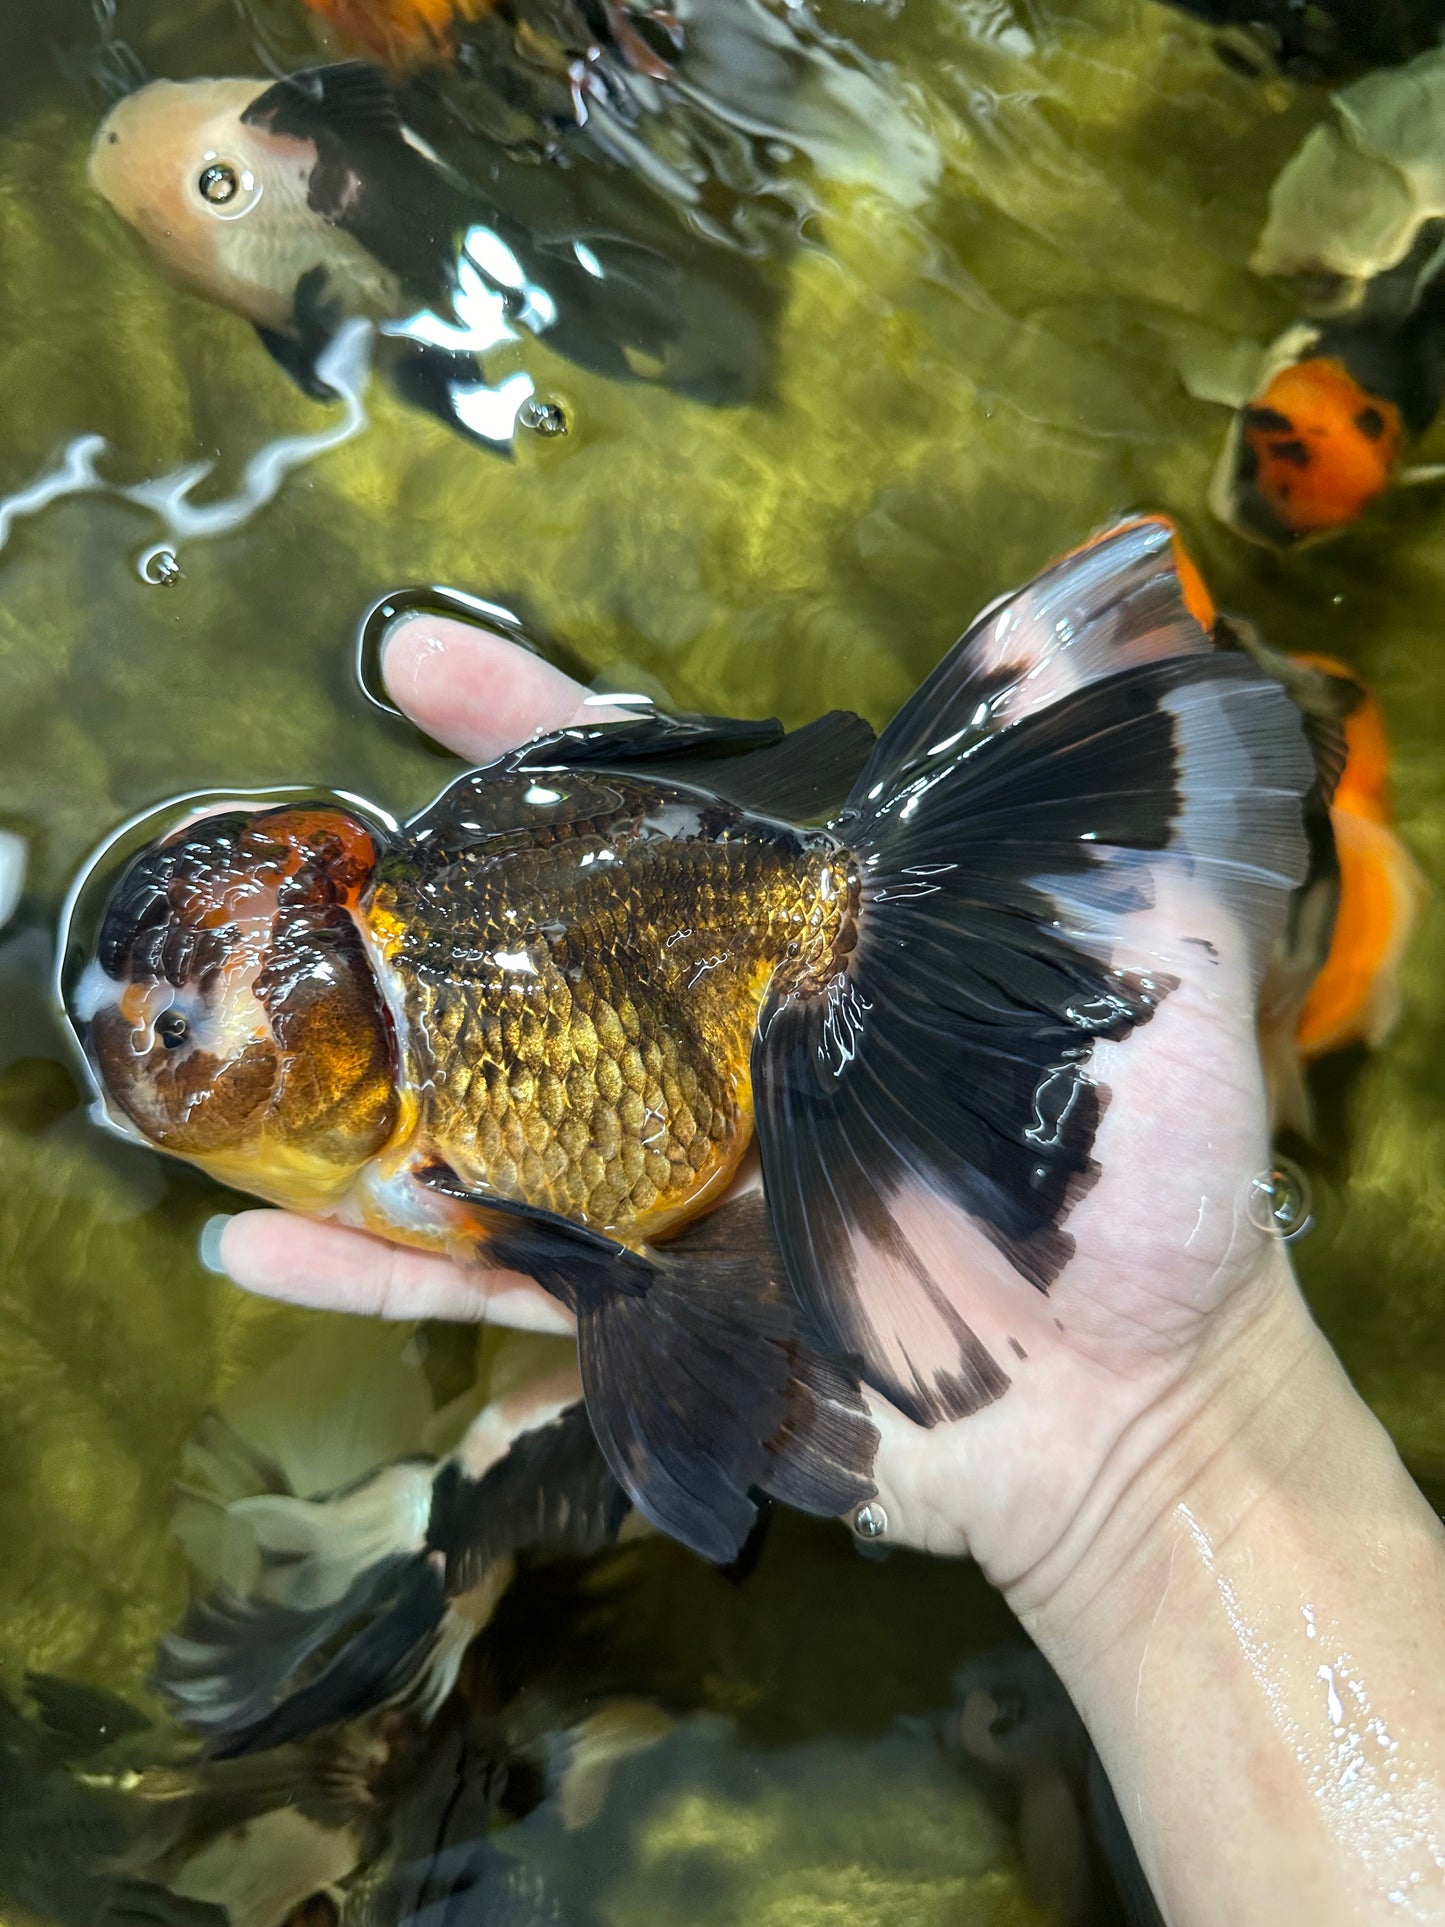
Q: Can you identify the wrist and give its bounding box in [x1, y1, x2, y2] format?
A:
[1009, 1242, 1352, 1663]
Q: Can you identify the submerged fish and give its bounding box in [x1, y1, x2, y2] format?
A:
[88, 61, 774, 449]
[1237, 638, 1426, 1128]
[70, 517, 1319, 1564]
[249, 0, 939, 220]
[1158, 0, 1445, 81]
[1210, 304, 1445, 545]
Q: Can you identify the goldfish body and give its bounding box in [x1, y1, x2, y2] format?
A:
[89, 62, 773, 448]
[1291, 654, 1427, 1062]
[71, 519, 1319, 1564]
[306, 0, 497, 69]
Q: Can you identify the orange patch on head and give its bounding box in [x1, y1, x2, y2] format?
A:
[1241, 359, 1402, 538]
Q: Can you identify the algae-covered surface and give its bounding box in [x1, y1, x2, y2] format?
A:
[1, 0, 1443, 1919]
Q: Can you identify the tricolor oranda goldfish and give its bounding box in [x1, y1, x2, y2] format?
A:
[88, 61, 773, 449]
[69, 518, 1320, 1565]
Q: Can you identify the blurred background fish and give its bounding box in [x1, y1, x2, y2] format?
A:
[237, 0, 940, 229]
[1204, 46, 1445, 544]
[1233, 636, 1428, 1132]
[1157, 0, 1445, 82]
[88, 60, 782, 450]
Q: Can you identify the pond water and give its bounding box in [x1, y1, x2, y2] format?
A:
[0, 1, 1442, 1921]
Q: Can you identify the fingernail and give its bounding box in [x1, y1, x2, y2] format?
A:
[198, 1214, 235, 1275]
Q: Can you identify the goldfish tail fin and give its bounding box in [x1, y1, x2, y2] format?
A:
[157, 1396, 630, 1756]
[752, 515, 1317, 1426]
[424, 1177, 878, 1563]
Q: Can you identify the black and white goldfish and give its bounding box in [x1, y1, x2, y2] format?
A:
[88, 60, 775, 448]
[70, 517, 1319, 1567]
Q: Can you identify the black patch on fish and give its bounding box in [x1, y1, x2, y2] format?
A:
[155, 1554, 447, 1758]
[428, 1403, 630, 1597]
[1355, 405, 1387, 440]
[242, 61, 406, 143]
[1244, 405, 1294, 435]
[752, 519, 1314, 1427]
[96, 816, 252, 989]
[413, 1172, 876, 1565]
[1267, 437, 1311, 467]
[254, 266, 349, 400]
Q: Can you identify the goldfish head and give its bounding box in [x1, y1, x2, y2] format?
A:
[88, 79, 323, 330]
[73, 806, 399, 1208]
[1216, 354, 1403, 547]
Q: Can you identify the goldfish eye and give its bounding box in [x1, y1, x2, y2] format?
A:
[155, 1008, 190, 1049]
[198, 162, 241, 206]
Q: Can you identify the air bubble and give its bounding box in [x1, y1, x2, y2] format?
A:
[1246, 1161, 1313, 1239]
[519, 397, 569, 438]
[852, 1501, 888, 1540]
[139, 546, 182, 586]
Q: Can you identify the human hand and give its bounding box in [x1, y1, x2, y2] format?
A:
[206, 608, 1307, 1601]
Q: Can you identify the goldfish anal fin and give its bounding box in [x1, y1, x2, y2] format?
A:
[414, 1168, 876, 1563]
[754, 518, 1316, 1428]
[241, 60, 406, 143]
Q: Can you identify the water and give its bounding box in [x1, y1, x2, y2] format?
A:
[0, 0, 1442, 1918]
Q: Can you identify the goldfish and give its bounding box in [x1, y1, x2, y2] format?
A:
[242, 0, 940, 228]
[1209, 305, 1445, 545]
[1232, 635, 1427, 1129]
[88, 61, 775, 449]
[69, 517, 1320, 1566]
[1291, 653, 1427, 1063]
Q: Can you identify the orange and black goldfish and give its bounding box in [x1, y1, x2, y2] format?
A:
[88, 61, 774, 449]
[1241, 642, 1426, 1129]
[69, 518, 1319, 1565]
[1211, 302, 1445, 545]
[1158, 0, 1445, 80]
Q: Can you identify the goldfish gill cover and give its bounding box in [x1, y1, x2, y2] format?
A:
[0, 0, 1444, 1922]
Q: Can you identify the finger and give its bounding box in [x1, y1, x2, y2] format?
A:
[381, 614, 627, 762]
[204, 1211, 577, 1336]
[840, 1388, 977, 1560]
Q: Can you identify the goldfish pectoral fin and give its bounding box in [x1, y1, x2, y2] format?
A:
[254, 322, 340, 403]
[417, 1173, 876, 1562]
[754, 516, 1317, 1427]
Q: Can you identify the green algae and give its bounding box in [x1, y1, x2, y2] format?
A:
[0, 0, 1443, 1918]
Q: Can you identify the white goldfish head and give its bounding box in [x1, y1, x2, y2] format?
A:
[89, 78, 339, 330]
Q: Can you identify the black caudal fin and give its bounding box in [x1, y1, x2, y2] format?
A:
[752, 516, 1318, 1427]
[416, 1173, 878, 1563]
[157, 1403, 629, 1758]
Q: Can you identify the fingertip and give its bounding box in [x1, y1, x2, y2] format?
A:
[380, 613, 591, 759]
